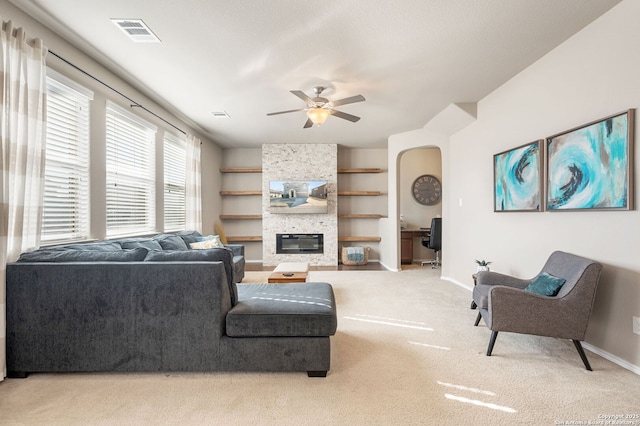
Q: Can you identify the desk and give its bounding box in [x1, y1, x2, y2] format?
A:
[401, 228, 429, 264]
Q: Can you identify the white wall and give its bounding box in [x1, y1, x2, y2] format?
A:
[447, 0, 639, 370]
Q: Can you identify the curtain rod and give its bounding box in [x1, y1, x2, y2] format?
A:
[49, 50, 186, 135]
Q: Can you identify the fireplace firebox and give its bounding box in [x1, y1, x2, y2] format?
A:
[276, 233, 324, 254]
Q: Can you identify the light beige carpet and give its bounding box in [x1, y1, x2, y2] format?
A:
[0, 268, 638, 425]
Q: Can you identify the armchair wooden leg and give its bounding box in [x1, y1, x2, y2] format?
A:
[573, 340, 593, 371]
[474, 312, 482, 326]
[486, 331, 498, 356]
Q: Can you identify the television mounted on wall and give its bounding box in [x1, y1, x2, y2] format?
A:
[269, 180, 328, 214]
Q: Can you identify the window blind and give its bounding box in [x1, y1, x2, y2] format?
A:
[105, 102, 157, 236]
[42, 73, 92, 242]
[163, 133, 186, 231]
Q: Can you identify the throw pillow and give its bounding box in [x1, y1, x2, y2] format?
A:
[191, 235, 223, 249]
[524, 272, 566, 297]
[177, 230, 202, 246]
[153, 234, 188, 250]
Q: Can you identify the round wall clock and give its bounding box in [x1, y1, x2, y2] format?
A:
[412, 174, 442, 206]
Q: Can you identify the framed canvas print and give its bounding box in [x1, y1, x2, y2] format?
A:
[546, 109, 634, 211]
[494, 140, 543, 212]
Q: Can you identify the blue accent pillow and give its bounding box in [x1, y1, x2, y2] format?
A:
[153, 234, 188, 250]
[525, 273, 566, 296]
[177, 230, 202, 246]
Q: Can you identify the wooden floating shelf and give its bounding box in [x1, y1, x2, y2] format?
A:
[338, 168, 382, 173]
[220, 167, 262, 173]
[220, 190, 262, 196]
[220, 215, 262, 220]
[338, 191, 382, 196]
[338, 236, 381, 242]
[338, 214, 385, 219]
[226, 236, 263, 242]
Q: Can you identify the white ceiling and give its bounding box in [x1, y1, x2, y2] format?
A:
[10, 0, 620, 148]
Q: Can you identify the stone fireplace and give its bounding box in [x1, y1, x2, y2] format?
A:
[262, 144, 337, 266]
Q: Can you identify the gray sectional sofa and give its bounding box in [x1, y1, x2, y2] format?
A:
[6, 231, 337, 377]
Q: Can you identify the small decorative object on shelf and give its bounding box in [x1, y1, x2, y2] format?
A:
[475, 259, 492, 272]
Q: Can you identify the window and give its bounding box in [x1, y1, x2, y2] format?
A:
[163, 133, 186, 231]
[105, 102, 157, 236]
[42, 71, 92, 242]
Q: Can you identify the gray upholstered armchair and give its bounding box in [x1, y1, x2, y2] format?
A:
[472, 251, 603, 370]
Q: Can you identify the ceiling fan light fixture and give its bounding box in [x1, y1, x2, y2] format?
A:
[307, 108, 330, 125]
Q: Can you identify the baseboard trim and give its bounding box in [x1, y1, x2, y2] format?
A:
[441, 276, 473, 291]
[582, 343, 640, 376]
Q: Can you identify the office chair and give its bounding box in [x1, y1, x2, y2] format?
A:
[420, 217, 441, 268]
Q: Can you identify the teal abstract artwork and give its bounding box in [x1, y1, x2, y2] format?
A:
[547, 111, 632, 210]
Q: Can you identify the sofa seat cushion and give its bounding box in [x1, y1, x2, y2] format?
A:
[227, 283, 337, 338]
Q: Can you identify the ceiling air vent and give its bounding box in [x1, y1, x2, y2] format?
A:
[111, 19, 161, 43]
[211, 111, 231, 119]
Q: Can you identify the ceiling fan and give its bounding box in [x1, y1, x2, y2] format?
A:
[267, 86, 365, 128]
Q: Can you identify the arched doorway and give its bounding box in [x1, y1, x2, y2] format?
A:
[399, 147, 442, 265]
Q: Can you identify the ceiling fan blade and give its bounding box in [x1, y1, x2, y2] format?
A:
[291, 90, 314, 104]
[303, 118, 314, 128]
[331, 110, 361, 123]
[266, 108, 305, 116]
[330, 94, 365, 107]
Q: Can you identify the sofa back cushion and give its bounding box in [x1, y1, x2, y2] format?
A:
[120, 239, 163, 251]
[176, 230, 202, 246]
[17, 247, 149, 262]
[144, 248, 238, 305]
[153, 234, 188, 250]
[51, 242, 122, 251]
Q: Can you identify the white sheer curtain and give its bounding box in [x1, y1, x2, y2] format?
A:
[185, 134, 202, 232]
[0, 19, 47, 380]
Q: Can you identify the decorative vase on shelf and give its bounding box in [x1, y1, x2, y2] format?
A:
[400, 214, 407, 230]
